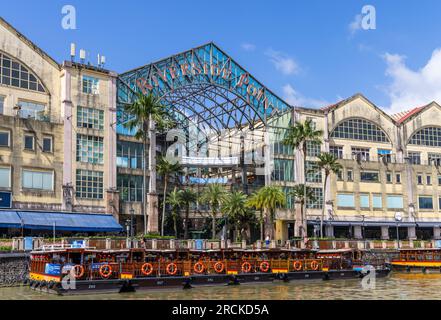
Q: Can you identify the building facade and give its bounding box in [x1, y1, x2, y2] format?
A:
[2, 17, 441, 240]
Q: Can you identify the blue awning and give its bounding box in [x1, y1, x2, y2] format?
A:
[0, 210, 123, 232]
[0, 211, 23, 228]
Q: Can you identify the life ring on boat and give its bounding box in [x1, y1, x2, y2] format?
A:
[260, 261, 270, 273]
[193, 262, 205, 274]
[99, 264, 113, 279]
[214, 261, 225, 273]
[141, 263, 154, 276]
[241, 261, 252, 273]
[166, 263, 178, 276]
[310, 260, 320, 271]
[293, 261, 303, 271]
[72, 265, 85, 279]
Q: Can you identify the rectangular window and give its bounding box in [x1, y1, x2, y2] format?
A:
[22, 170, 53, 191]
[438, 176, 441, 185]
[82, 76, 99, 95]
[0, 131, 10, 147]
[75, 169, 103, 199]
[77, 106, 104, 130]
[76, 134, 104, 164]
[337, 171, 343, 181]
[306, 161, 322, 183]
[272, 159, 295, 182]
[419, 196, 434, 210]
[386, 172, 392, 183]
[0, 167, 11, 188]
[118, 174, 144, 202]
[387, 195, 404, 209]
[17, 101, 46, 120]
[378, 149, 392, 163]
[429, 153, 441, 166]
[352, 147, 370, 161]
[347, 170, 353, 182]
[24, 135, 34, 150]
[42, 137, 52, 153]
[427, 175, 432, 185]
[306, 188, 323, 209]
[408, 152, 421, 165]
[396, 173, 401, 184]
[361, 171, 379, 182]
[360, 194, 370, 208]
[329, 146, 343, 159]
[337, 194, 355, 208]
[306, 141, 321, 157]
[373, 194, 382, 209]
[417, 174, 423, 185]
[117, 141, 144, 169]
[0, 96, 4, 114]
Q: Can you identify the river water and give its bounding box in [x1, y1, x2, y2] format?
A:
[1, 273, 440, 300]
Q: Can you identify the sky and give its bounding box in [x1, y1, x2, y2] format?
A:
[3, 0, 441, 114]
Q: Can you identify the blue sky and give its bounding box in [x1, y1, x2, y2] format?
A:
[3, 0, 441, 114]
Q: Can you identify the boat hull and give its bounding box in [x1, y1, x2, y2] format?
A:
[28, 268, 391, 295]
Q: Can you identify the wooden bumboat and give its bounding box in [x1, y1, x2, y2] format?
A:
[28, 246, 391, 295]
[391, 249, 441, 273]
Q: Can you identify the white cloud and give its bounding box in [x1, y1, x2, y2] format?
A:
[383, 48, 441, 114]
[241, 43, 256, 51]
[282, 84, 329, 108]
[349, 14, 362, 35]
[265, 49, 299, 75]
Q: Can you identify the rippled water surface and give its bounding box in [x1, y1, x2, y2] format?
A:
[1, 273, 441, 300]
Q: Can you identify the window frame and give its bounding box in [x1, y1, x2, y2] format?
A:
[22, 169, 54, 191]
[23, 134, 35, 151]
[0, 166, 11, 189]
[0, 130, 10, 148]
[42, 136, 53, 153]
[418, 196, 434, 210]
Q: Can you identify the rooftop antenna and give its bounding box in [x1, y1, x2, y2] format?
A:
[97, 54, 101, 67]
[70, 43, 76, 62]
[79, 49, 86, 64]
[100, 55, 106, 68]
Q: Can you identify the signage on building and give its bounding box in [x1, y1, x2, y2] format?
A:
[0, 192, 12, 209]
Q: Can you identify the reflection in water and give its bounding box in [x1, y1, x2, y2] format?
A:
[2, 274, 441, 300]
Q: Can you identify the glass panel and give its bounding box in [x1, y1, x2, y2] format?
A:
[0, 167, 10, 188]
[373, 194, 382, 208]
[387, 196, 403, 209]
[0, 132, 9, 146]
[360, 194, 369, 208]
[419, 197, 434, 209]
[337, 194, 355, 207]
[331, 118, 390, 143]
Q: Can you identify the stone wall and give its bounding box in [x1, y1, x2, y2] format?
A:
[0, 253, 28, 287]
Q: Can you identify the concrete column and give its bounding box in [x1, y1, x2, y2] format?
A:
[408, 226, 417, 240]
[434, 227, 441, 240]
[275, 220, 288, 242]
[354, 226, 363, 239]
[107, 74, 118, 190]
[381, 226, 390, 240]
[105, 238, 112, 250]
[169, 239, 175, 249]
[325, 225, 334, 238]
[241, 240, 247, 249]
[106, 189, 120, 220]
[147, 116, 159, 234]
[61, 64, 73, 212]
[151, 239, 158, 250]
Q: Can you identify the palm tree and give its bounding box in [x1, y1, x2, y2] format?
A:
[166, 188, 184, 238]
[255, 186, 286, 240]
[222, 191, 252, 242]
[180, 189, 198, 240]
[317, 153, 342, 238]
[289, 184, 317, 237]
[157, 156, 183, 236]
[246, 191, 265, 241]
[200, 184, 226, 240]
[283, 119, 323, 238]
[124, 92, 172, 234]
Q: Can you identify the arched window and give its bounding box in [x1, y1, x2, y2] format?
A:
[409, 127, 441, 147]
[331, 118, 390, 143]
[0, 51, 46, 93]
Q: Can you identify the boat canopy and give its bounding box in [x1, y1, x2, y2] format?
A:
[0, 210, 123, 233]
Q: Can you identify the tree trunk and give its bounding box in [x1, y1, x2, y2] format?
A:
[321, 173, 329, 239]
[212, 212, 216, 240]
[161, 178, 168, 236]
[260, 211, 264, 241]
[173, 211, 178, 239]
[302, 143, 308, 239]
[184, 207, 190, 240]
[142, 129, 148, 235]
[264, 209, 273, 240]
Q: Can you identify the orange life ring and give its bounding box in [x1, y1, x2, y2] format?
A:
[260, 261, 270, 273]
[310, 260, 320, 271]
[99, 264, 113, 279]
[293, 261, 303, 271]
[241, 261, 252, 273]
[141, 263, 154, 276]
[166, 263, 178, 276]
[194, 262, 205, 274]
[214, 261, 225, 274]
[72, 265, 84, 279]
